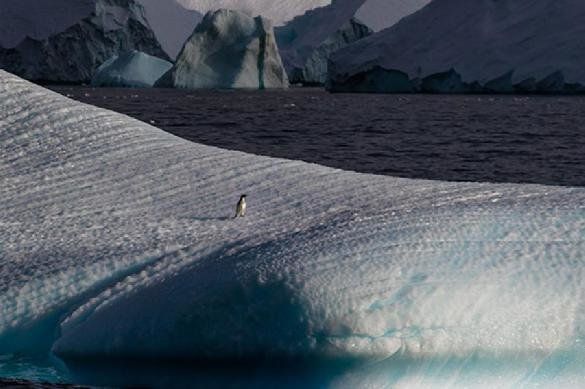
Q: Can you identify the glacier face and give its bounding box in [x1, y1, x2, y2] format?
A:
[1, 70, 585, 386]
[0, 0, 169, 83]
[91, 51, 173, 87]
[329, 0, 585, 93]
[157, 9, 289, 90]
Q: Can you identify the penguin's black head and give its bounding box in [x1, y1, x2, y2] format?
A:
[241, 194, 247, 198]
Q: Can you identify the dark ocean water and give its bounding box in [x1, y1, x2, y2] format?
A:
[50, 86, 585, 187]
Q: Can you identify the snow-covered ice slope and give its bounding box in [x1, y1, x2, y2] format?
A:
[329, 0, 585, 93]
[91, 51, 173, 87]
[1, 70, 585, 386]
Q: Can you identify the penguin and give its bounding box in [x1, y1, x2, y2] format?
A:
[235, 194, 247, 218]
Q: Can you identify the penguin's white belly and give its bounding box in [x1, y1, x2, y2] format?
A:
[237, 200, 246, 217]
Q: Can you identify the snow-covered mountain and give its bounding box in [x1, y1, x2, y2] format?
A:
[0, 0, 168, 83]
[2, 70, 585, 387]
[137, 0, 202, 59]
[329, 0, 585, 93]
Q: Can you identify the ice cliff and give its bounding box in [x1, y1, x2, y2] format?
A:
[274, 0, 430, 85]
[91, 51, 172, 87]
[1, 70, 585, 386]
[0, 0, 169, 83]
[156, 9, 288, 90]
[275, 0, 372, 85]
[328, 0, 585, 94]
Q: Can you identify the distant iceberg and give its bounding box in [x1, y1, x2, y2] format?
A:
[276, 0, 372, 85]
[328, 0, 585, 93]
[275, 0, 430, 85]
[156, 9, 288, 90]
[1, 70, 585, 387]
[91, 51, 172, 88]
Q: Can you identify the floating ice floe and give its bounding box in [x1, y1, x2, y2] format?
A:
[1, 70, 585, 386]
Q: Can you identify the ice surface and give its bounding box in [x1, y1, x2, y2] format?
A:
[1, 70, 585, 386]
[156, 9, 289, 89]
[91, 51, 173, 87]
[329, 0, 585, 93]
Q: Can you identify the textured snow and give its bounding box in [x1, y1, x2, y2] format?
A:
[137, 0, 202, 59]
[1, 70, 585, 386]
[329, 0, 585, 93]
[91, 51, 173, 87]
[156, 9, 288, 89]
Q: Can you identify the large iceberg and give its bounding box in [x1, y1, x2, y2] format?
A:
[91, 51, 173, 87]
[276, 0, 372, 85]
[1, 69, 585, 387]
[328, 0, 585, 93]
[274, 0, 431, 85]
[156, 9, 288, 90]
[0, 0, 169, 83]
